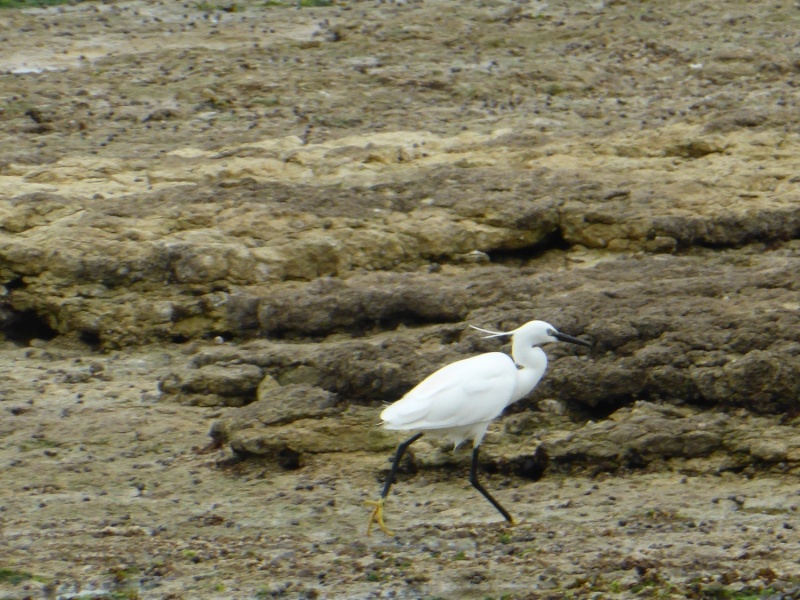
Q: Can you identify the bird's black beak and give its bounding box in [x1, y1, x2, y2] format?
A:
[554, 331, 592, 348]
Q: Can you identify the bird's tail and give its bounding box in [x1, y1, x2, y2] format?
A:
[469, 324, 514, 338]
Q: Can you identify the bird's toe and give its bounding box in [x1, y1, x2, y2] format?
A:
[365, 498, 393, 536]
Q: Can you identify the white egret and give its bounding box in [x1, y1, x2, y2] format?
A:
[366, 320, 592, 535]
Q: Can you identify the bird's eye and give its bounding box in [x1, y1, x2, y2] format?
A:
[546, 328, 556, 336]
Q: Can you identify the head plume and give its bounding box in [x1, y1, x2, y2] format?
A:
[469, 324, 515, 339]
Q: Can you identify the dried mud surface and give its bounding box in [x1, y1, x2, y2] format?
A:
[1, 1, 800, 599]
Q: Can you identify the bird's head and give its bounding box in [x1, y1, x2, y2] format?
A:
[471, 320, 592, 348]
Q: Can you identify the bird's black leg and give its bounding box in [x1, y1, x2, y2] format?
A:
[469, 446, 515, 525]
[380, 432, 423, 498]
[366, 432, 423, 535]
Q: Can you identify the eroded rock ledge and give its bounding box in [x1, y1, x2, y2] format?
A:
[2, 124, 800, 348]
[159, 250, 799, 413]
[208, 398, 800, 477]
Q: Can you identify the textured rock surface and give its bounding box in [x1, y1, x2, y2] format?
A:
[2, 2, 800, 349]
[1, 0, 800, 598]
[160, 252, 800, 414]
[538, 401, 800, 472]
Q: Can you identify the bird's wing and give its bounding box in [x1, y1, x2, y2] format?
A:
[380, 352, 517, 430]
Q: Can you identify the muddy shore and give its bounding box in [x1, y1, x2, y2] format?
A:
[1, 0, 799, 598]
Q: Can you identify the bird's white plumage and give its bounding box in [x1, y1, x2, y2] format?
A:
[378, 320, 577, 448]
[381, 352, 516, 434]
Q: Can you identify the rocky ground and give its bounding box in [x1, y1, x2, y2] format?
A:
[1, 0, 799, 598]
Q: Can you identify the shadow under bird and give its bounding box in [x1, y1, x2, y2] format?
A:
[366, 320, 592, 535]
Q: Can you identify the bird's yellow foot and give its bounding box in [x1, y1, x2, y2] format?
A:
[365, 498, 393, 536]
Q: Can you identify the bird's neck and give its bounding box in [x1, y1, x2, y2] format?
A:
[510, 346, 547, 404]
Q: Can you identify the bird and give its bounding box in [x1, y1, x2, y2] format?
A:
[366, 320, 592, 535]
